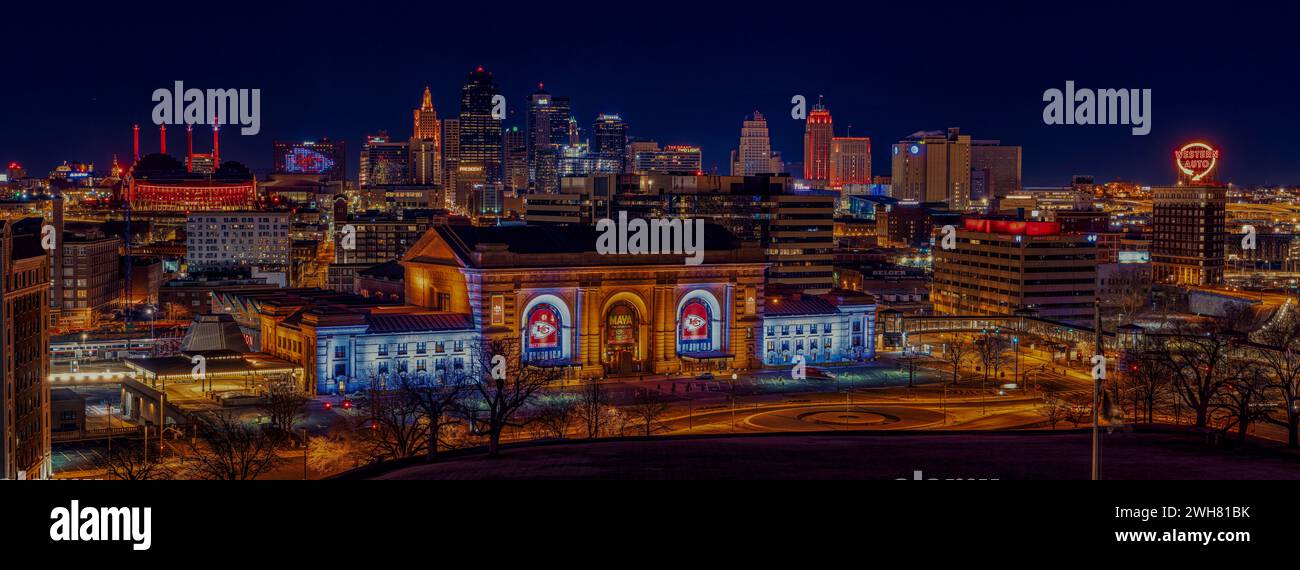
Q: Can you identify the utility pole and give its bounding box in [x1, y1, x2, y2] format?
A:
[1092, 298, 1103, 481]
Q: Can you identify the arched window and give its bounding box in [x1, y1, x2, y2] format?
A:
[524, 303, 562, 361]
[677, 298, 713, 353]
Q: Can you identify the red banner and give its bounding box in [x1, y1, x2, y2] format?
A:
[681, 300, 709, 341]
[528, 306, 559, 349]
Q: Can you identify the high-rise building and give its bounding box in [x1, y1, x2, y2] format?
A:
[627, 140, 660, 174]
[186, 211, 291, 270]
[970, 140, 1022, 203]
[1152, 143, 1226, 286]
[1, 220, 50, 479]
[410, 86, 442, 186]
[57, 227, 122, 329]
[891, 128, 972, 211]
[526, 85, 571, 193]
[457, 67, 503, 189]
[932, 218, 1097, 321]
[273, 140, 347, 182]
[592, 114, 628, 174]
[442, 119, 460, 209]
[504, 126, 528, 193]
[802, 101, 834, 187]
[359, 132, 411, 187]
[733, 111, 773, 176]
[829, 137, 871, 189]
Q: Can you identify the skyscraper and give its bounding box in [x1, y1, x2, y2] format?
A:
[526, 85, 571, 193]
[442, 118, 460, 209]
[890, 128, 972, 210]
[458, 67, 503, 189]
[1152, 142, 1227, 286]
[592, 114, 628, 173]
[410, 86, 441, 186]
[733, 111, 773, 176]
[970, 139, 1022, 203]
[802, 101, 833, 186]
[504, 126, 528, 193]
[1, 220, 50, 480]
[829, 137, 871, 188]
[360, 132, 411, 187]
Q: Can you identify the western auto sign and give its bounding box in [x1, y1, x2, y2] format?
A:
[681, 299, 710, 341]
[1175, 142, 1219, 182]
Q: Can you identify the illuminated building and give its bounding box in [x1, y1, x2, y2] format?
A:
[634, 145, 702, 174]
[891, 128, 972, 211]
[1152, 142, 1227, 286]
[128, 154, 257, 212]
[359, 132, 411, 187]
[273, 140, 346, 182]
[802, 100, 833, 187]
[410, 86, 442, 186]
[829, 137, 871, 189]
[931, 218, 1097, 321]
[442, 119, 460, 207]
[527, 85, 571, 193]
[458, 67, 504, 187]
[328, 213, 436, 293]
[1, 220, 50, 479]
[58, 227, 123, 329]
[874, 200, 962, 248]
[185, 211, 290, 270]
[761, 290, 877, 365]
[970, 139, 1022, 202]
[732, 111, 778, 177]
[504, 126, 528, 193]
[626, 140, 660, 174]
[592, 113, 628, 174]
[402, 223, 767, 378]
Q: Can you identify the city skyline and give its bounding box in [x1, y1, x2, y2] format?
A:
[3, 5, 1299, 186]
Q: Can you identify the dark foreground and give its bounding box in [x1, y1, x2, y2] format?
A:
[362, 429, 1300, 480]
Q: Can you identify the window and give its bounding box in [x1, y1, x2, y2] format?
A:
[397, 343, 408, 356]
[416, 342, 427, 354]
[377, 344, 388, 357]
[335, 345, 347, 359]
[435, 341, 445, 353]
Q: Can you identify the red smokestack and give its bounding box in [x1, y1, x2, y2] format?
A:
[160, 124, 167, 154]
[132, 124, 140, 162]
[212, 122, 220, 167]
[187, 124, 194, 172]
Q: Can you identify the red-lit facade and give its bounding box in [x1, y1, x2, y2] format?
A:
[129, 180, 258, 212]
[802, 104, 833, 186]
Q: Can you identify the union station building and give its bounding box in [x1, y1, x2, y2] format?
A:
[237, 223, 875, 395]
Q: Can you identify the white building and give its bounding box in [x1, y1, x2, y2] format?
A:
[186, 211, 291, 270]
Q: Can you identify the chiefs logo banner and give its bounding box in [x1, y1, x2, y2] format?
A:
[681, 300, 709, 341]
[528, 306, 559, 349]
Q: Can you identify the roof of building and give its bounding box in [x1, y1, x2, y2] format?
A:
[358, 260, 404, 281]
[180, 314, 251, 353]
[366, 313, 475, 334]
[765, 295, 840, 317]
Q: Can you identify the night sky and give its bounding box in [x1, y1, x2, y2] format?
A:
[3, 2, 1298, 186]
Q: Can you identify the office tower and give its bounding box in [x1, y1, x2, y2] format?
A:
[1152, 181, 1226, 285]
[1, 220, 50, 479]
[410, 86, 442, 186]
[802, 101, 833, 187]
[526, 85, 571, 193]
[890, 128, 972, 210]
[504, 126, 528, 193]
[932, 218, 1097, 321]
[592, 114, 628, 173]
[329, 213, 437, 293]
[458, 67, 503, 187]
[273, 140, 347, 182]
[57, 228, 122, 329]
[970, 140, 1022, 203]
[829, 136, 871, 188]
[360, 132, 411, 187]
[627, 140, 660, 174]
[769, 150, 784, 175]
[733, 111, 773, 176]
[442, 118, 460, 208]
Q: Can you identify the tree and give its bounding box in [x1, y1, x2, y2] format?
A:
[1119, 353, 1171, 423]
[97, 441, 172, 480]
[1253, 309, 1300, 447]
[975, 333, 1011, 386]
[1062, 393, 1092, 428]
[530, 394, 580, 440]
[626, 389, 673, 436]
[574, 377, 612, 438]
[1039, 396, 1067, 430]
[457, 339, 562, 456]
[397, 371, 469, 461]
[259, 382, 310, 436]
[1213, 362, 1273, 445]
[185, 411, 282, 480]
[1150, 323, 1238, 428]
[356, 386, 428, 462]
[898, 350, 922, 388]
[940, 337, 973, 385]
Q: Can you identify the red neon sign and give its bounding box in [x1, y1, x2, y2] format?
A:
[1174, 142, 1219, 182]
[963, 218, 1061, 236]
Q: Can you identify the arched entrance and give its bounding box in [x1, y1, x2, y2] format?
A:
[602, 301, 643, 375]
